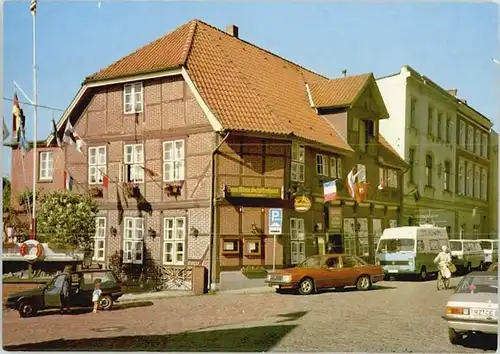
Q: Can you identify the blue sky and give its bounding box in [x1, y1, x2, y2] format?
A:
[2, 1, 499, 177]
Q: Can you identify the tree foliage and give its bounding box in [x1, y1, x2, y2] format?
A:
[37, 191, 99, 250]
[3, 177, 11, 213]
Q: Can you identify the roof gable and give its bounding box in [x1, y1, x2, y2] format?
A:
[308, 74, 371, 109]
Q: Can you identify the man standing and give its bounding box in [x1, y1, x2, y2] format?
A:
[60, 265, 72, 314]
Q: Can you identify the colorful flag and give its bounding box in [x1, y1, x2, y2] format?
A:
[63, 121, 85, 153]
[3, 117, 10, 141]
[346, 166, 363, 199]
[323, 180, 338, 202]
[64, 170, 73, 191]
[116, 188, 124, 225]
[12, 93, 25, 141]
[103, 175, 109, 189]
[140, 166, 160, 178]
[29, 0, 37, 16]
[49, 119, 62, 148]
[355, 182, 369, 203]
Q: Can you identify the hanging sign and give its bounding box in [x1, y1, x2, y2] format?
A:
[294, 195, 312, 213]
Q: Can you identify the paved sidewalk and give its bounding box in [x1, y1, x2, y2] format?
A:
[118, 286, 274, 303]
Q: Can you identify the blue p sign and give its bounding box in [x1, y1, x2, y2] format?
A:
[269, 208, 283, 235]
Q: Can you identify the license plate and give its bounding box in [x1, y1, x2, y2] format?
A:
[388, 269, 398, 273]
[471, 308, 497, 318]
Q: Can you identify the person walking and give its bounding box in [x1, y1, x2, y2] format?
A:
[60, 265, 72, 314]
[92, 280, 102, 314]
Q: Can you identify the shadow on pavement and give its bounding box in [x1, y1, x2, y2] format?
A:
[275, 311, 308, 323]
[3, 324, 297, 352]
[276, 284, 396, 296]
[458, 333, 497, 351]
[21, 301, 154, 318]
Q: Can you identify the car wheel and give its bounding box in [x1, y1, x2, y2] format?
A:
[448, 328, 462, 345]
[18, 301, 37, 318]
[99, 295, 113, 311]
[466, 263, 472, 274]
[298, 278, 315, 295]
[419, 266, 427, 281]
[356, 275, 371, 291]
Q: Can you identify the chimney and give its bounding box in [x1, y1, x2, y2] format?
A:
[446, 89, 458, 97]
[226, 25, 239, 38]
[342, 69, 347, 77]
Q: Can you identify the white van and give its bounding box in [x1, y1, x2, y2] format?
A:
[375, 224, 449, 280]
[448, 239, 485, 273]
[478, 239, 498, 266]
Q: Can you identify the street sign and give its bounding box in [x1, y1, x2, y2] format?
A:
[269, 208, 283, 235]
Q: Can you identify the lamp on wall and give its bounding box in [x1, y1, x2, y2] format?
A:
[148, 228, 157, 240]
[109, 226, 117, 238]
[190, 227, 199, 238]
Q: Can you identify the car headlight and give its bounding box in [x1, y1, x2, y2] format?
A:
[282, 275, 292, 283]
[266, 274, 271, 281]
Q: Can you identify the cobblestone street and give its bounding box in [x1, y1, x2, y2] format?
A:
[3, 277, 497, 352]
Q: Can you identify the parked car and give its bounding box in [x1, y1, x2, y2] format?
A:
[6, 269, 123, 318]
[265, 254, 384, 295]
[442, 271, 498, 344]
[488, 262, 498, 272]
[479, 239, 498, 267]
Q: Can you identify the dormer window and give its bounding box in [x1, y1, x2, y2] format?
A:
[124, 82, 143, 114]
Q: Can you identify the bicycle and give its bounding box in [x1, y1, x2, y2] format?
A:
[437, 269, 451, 290]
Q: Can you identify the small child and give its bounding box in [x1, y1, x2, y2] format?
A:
[92, 280, 102, 314]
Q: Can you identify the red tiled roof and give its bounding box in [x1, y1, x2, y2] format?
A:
[308, 74, 372, 108]
[85, 20, 353, 151]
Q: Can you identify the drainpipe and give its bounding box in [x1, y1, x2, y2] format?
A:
[208, 131, 230, 291]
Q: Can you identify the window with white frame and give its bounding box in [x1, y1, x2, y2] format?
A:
[482, 132, 488, 158]
[443, 161, 451, 192]
[123, 82, 143, 114]
[410, 98, 417, 128]
[163, 217, 186, 265]
[459, 121, 466, 147]
[388, 169, 398, 188]
[291, 143, 305, 182]
[93, 217, 106, 261]
[88, 146, 107, 184]
[163, 140, 185, 182]
[330, 157, 342, 179]
[466, 163, 473, 197]
[474, 129, 481, 155]
[316, 154, 328, 176]
[123, 217, 144, 264]
[467, 125, 474, 151]
[39, 151, 54, 180]
[481, 169, 487, 200]
[458, 160, 465, 195]
[474, 166, 480, 199]
[290, 218, 305, 264]
[124, 144, 144, 183]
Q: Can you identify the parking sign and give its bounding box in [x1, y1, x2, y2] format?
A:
[269, 208, 283, 235]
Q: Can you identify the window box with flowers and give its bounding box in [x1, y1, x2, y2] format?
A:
[164, 181, 184, 198]
[222, 239, 240, 256]
[88, 187, 103, 198]
[241, 265, 268, 279]
[244, 238, 262, 258]
[124, 183, 141, 199]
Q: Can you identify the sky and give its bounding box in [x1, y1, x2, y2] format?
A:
[2, 1, 499, 178]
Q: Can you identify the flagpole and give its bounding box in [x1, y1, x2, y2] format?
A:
[31, 3, 38, 240]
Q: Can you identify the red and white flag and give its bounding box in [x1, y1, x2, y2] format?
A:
[63, 170, 73, 191]
[63, 121, 85, 153]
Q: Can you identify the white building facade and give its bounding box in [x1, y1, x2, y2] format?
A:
[376, 65, 494, 239]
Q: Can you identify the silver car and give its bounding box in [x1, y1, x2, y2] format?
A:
[442, 271, 498, 345]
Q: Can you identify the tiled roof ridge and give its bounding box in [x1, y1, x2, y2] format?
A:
[193, 19, 329, 81]
[180, 20, 199, 64]
[203, 25, 290, 134]
[309, 72, 372, 85]
[85, 20, 196, 82]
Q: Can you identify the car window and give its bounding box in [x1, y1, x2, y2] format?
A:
[342, 255, 358, 268]
[297, 256, 321, 268]
[449, 241, 462, 251]
[464, 242, 472, 252]
[324, 257, 339, 269]
[456, 275, 498, 294]
[47, 274, 66, 290]
[417, 240, 425, 252]
[480, 241, 492, 250]
[81, 271, 116, 285]
[438, 239, 448, 248]
[429, 240, 439, 251]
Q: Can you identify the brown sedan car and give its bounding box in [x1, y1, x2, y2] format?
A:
[265, 254, 384, 295]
